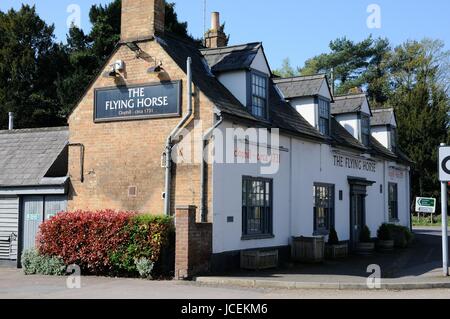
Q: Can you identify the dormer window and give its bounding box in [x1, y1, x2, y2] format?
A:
[361, 114, 371, 146]
[251, 72, 268, 119]
[318, 98, 330, 135]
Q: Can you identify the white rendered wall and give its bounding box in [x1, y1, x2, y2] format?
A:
[212, 121, 411, 254]
[289, 97, 317, 129]
[372, 126, 390, 149]
[217, 71, 247, 106]
[335, 114, 359, 140]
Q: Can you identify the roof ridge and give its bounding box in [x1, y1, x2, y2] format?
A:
[0, 126, 69, 134]
[333, 93, 367, 100]
[273, 74, 326, 83]
[200, 42, 262, 54]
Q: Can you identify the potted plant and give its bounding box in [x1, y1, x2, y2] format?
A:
[325, 228, 348, 259]
[356, 225, 375, 255]
[377, 223, 394, 252]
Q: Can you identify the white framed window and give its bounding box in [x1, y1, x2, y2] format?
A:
[251, 72, 268, 119]
[318, 98, 330, 136]
[313, 183, 335, 235]
[361, 114, 371, 146]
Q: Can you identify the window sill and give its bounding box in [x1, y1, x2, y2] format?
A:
[389, 219, 400, 224]
[313, 230, 329, 237]
[241, 234, 275, 241]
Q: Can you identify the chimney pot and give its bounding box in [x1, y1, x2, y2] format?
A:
[211, 12, 220, 31]
[205, 12, 228, 49]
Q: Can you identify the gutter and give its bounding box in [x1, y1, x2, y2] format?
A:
[164, 57, 194, 216]
[200, 114, 224, 222]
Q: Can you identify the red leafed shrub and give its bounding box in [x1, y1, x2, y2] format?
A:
[36, 210, 135, 274]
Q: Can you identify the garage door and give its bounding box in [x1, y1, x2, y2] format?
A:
[22, 195, 67, 252]
[0, 197, 19, 260]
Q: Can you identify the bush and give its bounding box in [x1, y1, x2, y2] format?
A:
[385, 224, 414, 248]
[135, 257, 154, 280]
[110, 214, 173, 277]
[377, 223, 393, 241]
[36, 210, 173, 277]
[21, 249, 66, 276]
[328, 228, 340, 245]
[37, 210, 133, 275]
[359, 225, 372, 243]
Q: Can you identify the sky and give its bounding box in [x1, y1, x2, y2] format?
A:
[1, 0, 450, 70]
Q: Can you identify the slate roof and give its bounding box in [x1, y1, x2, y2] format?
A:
[371, 108, 395, 126]
[0, 127, 69, 187]
[331, 94, 367, 115]
[157, 34, 324, 141]
[268, 80, 326, 140]
[273, 75, 329, 99]
[200, 42, 261, 73]
[330, 117, 366, 151]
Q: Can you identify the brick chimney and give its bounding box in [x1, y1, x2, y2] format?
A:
[204, 12, 228, 49]
[121, 0, 165, 42]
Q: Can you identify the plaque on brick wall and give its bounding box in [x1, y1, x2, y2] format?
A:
[94, 81, 181, 122]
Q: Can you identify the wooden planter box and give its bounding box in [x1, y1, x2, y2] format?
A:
[377, 240, 395, 252]
[356, 242, 375, 255]
[240, 249, 279, 270]
[325, 243, 349, 259]
[291, 236, 325, 263]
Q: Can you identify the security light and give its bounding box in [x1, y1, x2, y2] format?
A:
[148, 61, 163, 74]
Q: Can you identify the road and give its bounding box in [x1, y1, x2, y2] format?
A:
[1, 227, 449, 299]
[1, 267, 450, 299]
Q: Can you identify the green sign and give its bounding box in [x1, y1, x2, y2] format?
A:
[415, 197, 436, 213]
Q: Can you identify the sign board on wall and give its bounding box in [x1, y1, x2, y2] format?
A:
[94, 81, 181, 122]
[333, 154, 376, 173]
[415, 197, 436, 214]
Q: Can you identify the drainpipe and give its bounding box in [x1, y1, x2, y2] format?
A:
[200, 114, 224, 222]
[164, 57, 194, 216]
[8, 112, 14, 130]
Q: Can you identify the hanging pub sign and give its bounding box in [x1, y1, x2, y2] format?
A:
[94, 81, 181, 122]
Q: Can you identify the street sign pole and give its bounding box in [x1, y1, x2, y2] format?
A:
[440, 143, 449, 277]
[441, 179, 448, 276]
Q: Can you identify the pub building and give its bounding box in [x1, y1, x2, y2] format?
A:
[0, 0, 412, 275]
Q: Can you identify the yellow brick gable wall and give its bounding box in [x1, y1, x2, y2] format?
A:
[68, 40, 214, 220]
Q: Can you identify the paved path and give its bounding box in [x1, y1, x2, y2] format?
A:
[195, 227, 450, 289]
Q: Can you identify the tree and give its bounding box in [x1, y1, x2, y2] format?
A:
[389, 40, 450, 199]
[273, 58, 300, 78]
[57, 0, 203, 116]
[0, 5, 68, 129]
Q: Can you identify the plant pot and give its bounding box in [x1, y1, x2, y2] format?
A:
[355, 242, 375, 255]
[325, 243, 349, 259]
[291, 236, 325, 263]
[377, 239, 394, 252]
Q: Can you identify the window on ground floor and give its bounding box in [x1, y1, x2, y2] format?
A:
[388, 183, 398, 221]
[242, 176, 273, 238]
[313, 183, 335, 235]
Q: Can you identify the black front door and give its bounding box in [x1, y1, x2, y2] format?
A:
[349, 186, 367, 249]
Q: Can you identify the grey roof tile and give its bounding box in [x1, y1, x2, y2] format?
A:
[371, 108, 395, 126]
[0, 127, 68, 187]
[273, 75, 328, 99]
[200, 43, 261, 73]
[331, 94, 367, 115]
